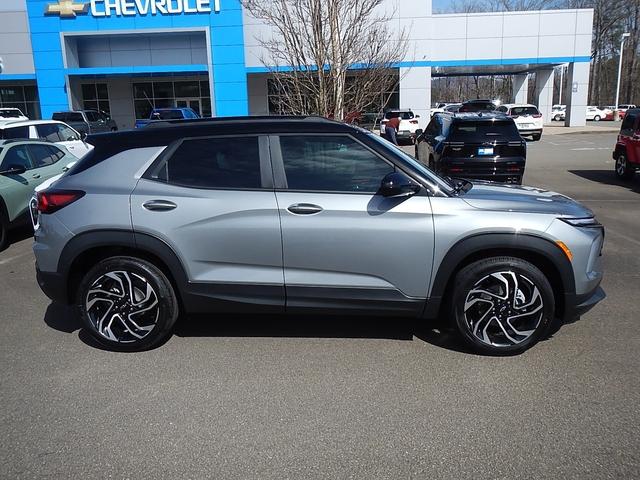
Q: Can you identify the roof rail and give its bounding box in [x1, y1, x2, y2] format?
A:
[143, 115, 337, 129]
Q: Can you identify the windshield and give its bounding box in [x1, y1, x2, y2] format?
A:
[0, 109, 24, 118]
[385, 111, 414, 120]
[367, 133, 454, 195]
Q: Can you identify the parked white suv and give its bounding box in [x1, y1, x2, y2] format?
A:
[0, 108, 28, 125]
[552, 105, 566, 121]
[0, 120, 93, 158]
[380, 109, 421, 144]
[497, 104, 543, 140]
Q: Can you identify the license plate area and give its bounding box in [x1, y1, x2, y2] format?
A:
[477, 147, 494, 156]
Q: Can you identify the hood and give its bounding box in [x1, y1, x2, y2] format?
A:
[460, 182, 594, 217]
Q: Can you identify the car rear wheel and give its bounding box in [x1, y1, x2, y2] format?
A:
[554, 114, 562, 121]
[449, 257, 555, 355]
[77, 256, 179, 351]
[594, 115, 601, 122]
[615, 152, 635, 180]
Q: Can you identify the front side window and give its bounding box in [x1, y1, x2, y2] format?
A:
[1, 145, 32, 171]
[279, 135, 394, 193]
[621, 114, 636, 135]
[85, 112, 101, 122]
[159, 137, 261, 189]
[57, 125, 80, 141]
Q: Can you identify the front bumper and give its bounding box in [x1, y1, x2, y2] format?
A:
[36, 265, 68, 304]
[565, 286, 606, 320]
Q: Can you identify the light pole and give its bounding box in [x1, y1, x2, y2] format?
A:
[614, 33, 631, 121]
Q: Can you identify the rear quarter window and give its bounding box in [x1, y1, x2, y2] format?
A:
[1, 126, 30, 140]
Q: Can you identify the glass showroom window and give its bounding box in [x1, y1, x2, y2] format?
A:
[81, 83, 111, 115]
[133, 79, 211, 119]
[0, 85, 40, 120]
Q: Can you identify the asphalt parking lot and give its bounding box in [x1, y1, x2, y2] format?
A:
[1, 131, 638, 479]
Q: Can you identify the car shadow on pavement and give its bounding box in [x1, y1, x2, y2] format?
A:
[1, 224, 33, 253]
[569, 170, 640, 193]
[43, 302, 568, 355]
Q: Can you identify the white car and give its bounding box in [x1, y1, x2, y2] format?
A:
[586, 106, 607, 122]
[552, 106, 566, 121]
[379, 109, 421, 143]
[497, 104, 544, 140]
[431, 103, 456, 116]
[0, 120, 93, 158]
[0, 108, 28, 125]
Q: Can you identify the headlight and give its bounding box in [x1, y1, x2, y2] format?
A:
[559, 217, 603, 228]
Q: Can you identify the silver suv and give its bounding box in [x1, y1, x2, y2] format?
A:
[32, 117, 605, 354]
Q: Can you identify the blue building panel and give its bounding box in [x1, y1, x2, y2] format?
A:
[25, 0, 250, 118]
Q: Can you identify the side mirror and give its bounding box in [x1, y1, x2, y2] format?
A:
[415, 129, 424, 137]
[380, 172, 421, 198]
[1, 164, 27, 175]
[415, 115, 420, 118]
[80, 132, 88, 141]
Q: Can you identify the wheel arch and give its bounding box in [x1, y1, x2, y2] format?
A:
[424, 233, 575, 320]
[59, 230, 189, 307]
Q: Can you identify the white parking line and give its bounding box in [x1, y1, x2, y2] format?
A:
[0, 251, 32, 266]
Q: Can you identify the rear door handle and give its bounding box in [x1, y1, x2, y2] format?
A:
[32, 174, 41, 179]
[287, 203, 323, 215]
[143, 199, 177, 211]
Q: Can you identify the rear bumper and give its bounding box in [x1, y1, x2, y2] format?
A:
[518, 128, 543, 135]
[36, 265, 68, 304]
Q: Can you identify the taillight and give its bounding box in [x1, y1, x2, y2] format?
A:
[37, 190, 85, 214]
[410, 120, 419, 124]
[533, 114, 542, 118]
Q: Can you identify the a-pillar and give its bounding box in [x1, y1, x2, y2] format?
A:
[512, 74, 528, 104]
[534, 69, 554, 123]
[563, 61, 589, 127]
[399, 67, 431, 128]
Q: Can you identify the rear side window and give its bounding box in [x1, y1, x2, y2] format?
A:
[68, 112, 85, 122]
[158, 137, 261, 189]
[52, 113, 67, 121]
[450, 121, 521, 141]
[620, 114, 637, 136]
[1, 145, 33, 171]
[279, 135, 394, 192]
[28, 144, 63, 167]
[1, 126, 30, 140]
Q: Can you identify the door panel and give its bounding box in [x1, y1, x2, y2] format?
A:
[131, 135, 284, 310]
[276, 191, 434, 300]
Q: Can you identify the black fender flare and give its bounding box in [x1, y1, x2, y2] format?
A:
[58, 229, 189, 301]
[424, 233, 575, 319]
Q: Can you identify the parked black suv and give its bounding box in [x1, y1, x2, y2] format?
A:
[51, 110, 117, 135]
[415, 113, 526, 184]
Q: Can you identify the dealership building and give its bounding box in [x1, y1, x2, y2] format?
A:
[0, 0, 593, 129]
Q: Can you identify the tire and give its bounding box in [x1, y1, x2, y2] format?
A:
[554, 115, 562, 122]
[449, 256, 555, 355]
[594, 115, 601, 122]
[615, 152, 635, 180]
[0, 207, 8, 252]
[77, 256, 179, 351]
[532, 133, 542, 141]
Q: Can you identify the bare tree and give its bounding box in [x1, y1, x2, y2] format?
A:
[242, 0, 409, 120]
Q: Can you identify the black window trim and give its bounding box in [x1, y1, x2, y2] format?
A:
[269, 132, 429, 196]
[142, 133, 273, 191]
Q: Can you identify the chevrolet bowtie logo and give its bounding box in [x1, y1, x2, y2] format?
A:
[45, 0, 89, 18]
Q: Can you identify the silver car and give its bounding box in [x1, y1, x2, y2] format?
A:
[32, 117, 605, 354]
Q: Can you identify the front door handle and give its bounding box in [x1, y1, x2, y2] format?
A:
[32, 173, 41, 179]
[287, 203, 323, 215]
[143, 199, 177, 211]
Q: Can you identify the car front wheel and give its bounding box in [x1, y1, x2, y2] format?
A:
[615, 152, 635, 180]
[77, 256, 179, 351]
[450, 257, 555, 355]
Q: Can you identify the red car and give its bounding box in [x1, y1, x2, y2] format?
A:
[613, 108, 640, 179]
